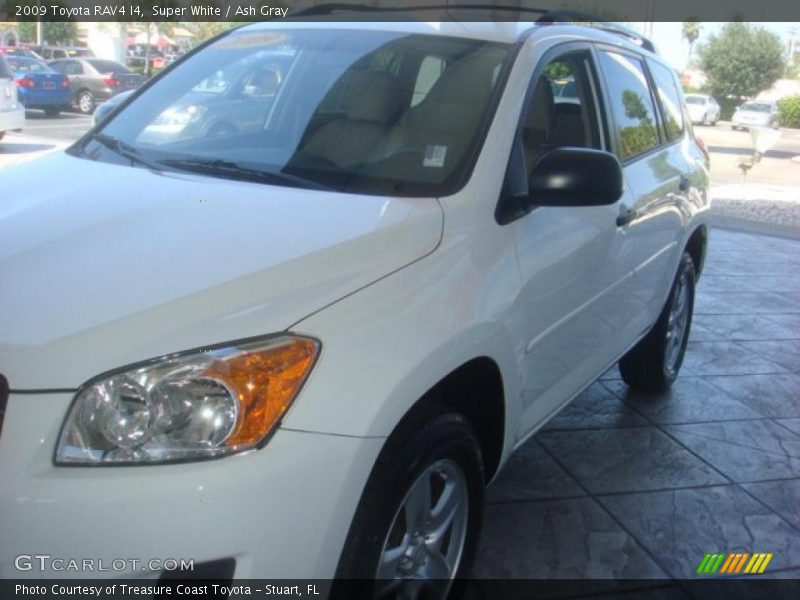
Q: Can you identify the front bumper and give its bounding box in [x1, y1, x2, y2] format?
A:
[0, 105, 24, 133]
[0, 393, 383, 579]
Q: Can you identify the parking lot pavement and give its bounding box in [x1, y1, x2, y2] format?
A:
[479, 227, 800, 582]
[0, 110, 92, 170]
[699, 121, 800, 187]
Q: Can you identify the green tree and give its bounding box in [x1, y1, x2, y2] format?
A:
[17, 22, 77, 45]
[698, 23, 785, 101]
[682, 20, 702, 63]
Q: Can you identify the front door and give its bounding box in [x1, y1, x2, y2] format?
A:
[510, 46, 640, 437]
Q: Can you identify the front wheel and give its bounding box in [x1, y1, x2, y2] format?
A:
[619, 253, 696, 392]
[334, 410, 484, 599]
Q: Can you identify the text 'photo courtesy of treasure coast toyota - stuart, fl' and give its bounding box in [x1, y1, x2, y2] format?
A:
[0, 9, 718, 599]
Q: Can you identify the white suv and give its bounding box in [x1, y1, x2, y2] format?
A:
[0, 19, 709, 592]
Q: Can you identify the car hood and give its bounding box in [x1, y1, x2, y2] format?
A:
[0, 152, 443, 389]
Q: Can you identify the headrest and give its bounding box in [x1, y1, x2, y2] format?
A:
[347, 72, 402, 124]
[425, 46, 505, 107]
[525, 77, 555, 133]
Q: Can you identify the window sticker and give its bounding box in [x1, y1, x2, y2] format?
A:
[423, 145, 448, 168]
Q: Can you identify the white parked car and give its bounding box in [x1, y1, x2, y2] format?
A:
[684, 93, 720, 126]
[732, 100, 779, 130]
[0, 19, 710, 593]
[0, 56, 25, 141]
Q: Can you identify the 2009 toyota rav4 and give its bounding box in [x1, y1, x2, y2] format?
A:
[0, 19, 709, 594]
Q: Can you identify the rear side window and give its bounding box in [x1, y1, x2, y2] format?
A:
[597, 50, 660, 160]
[648, 60, 684, 142]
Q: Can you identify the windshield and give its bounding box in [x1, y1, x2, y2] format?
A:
[7, 57, 51, 73]
[80, 27, 512, 196]
[684, 96, 705, 105]
[740, 102, 772, 112]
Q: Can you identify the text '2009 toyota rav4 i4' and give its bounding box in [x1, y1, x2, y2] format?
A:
[0, 15, 709, 597]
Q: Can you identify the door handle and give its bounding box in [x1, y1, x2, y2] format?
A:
[678, 175, 690, 192]
[616, 208, 636, 227]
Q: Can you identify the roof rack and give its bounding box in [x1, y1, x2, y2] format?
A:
[287, 3, 657, 54]
[536, 9, 656, 52]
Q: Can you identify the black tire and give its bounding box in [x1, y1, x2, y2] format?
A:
[619, 253, 696, 392]
[334, 408, 484, 599]
[44, 107, 60, 117]
[77, 91, 95, 115]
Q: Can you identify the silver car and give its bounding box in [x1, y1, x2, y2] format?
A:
[732, 100, 779, 130]
[684, 94, 720, 126]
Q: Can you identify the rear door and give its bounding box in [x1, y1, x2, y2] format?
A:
[594, 48, 687, 331]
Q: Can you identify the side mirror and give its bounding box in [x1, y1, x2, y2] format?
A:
[528, 147, 623, 207]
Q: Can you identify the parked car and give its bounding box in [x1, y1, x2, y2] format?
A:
[5, 56, 71, 116]
[0, 19, 709, 590]
[48, 58, 145, 114]
[34, 46, 94, 61]
[0, 46, 44, 60]
[732, 100, 779, 130]
[0, 56, 25, 139]
[684, 93, 720, 125]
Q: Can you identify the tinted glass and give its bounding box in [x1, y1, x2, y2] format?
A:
[84, 28, 512, 197]
[647, 60, 684, 141]
[684, 95, 705, 105]
[598, 51, 660, 160]
[88, 59, 130, 74]
[741, 102, 772, 112]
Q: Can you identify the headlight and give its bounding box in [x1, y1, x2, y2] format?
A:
[55, 335, 319, 465]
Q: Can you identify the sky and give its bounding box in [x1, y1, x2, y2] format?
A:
[633, 22, 799, 72]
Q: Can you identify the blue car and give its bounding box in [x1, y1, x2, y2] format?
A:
[7, 56, 71, 116]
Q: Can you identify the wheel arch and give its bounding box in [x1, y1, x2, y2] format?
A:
[390, 356, 506, 482]
[685, 224, 708, 279]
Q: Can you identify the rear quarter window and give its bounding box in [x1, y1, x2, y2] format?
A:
[647, 59, 684, 142]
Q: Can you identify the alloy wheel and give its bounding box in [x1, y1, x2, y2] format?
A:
[375, 459, 469, 599]
[664, 269, 691, 378]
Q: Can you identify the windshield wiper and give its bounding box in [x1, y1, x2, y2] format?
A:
[161, 158, 333, 191]
[86, 132, 165, 172]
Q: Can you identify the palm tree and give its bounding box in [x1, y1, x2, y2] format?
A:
[682, 20, 703, 64]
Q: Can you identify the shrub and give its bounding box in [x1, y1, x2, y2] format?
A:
[777, 95, 800, 128]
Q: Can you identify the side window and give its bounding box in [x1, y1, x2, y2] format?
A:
[53, 49, 66, 60]
[648, 59, 684, 142]
[49, 61, 65, 74]
[412, 56, 446, 107]
[597, 51, 660, 160]
[519, 52, 602, 171]
[64, 61, 83, 75]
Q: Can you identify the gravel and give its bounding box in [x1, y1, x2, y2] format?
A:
[711, 184, 800, 238]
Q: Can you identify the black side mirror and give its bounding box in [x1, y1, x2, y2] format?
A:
[528, 147, 623, 207]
